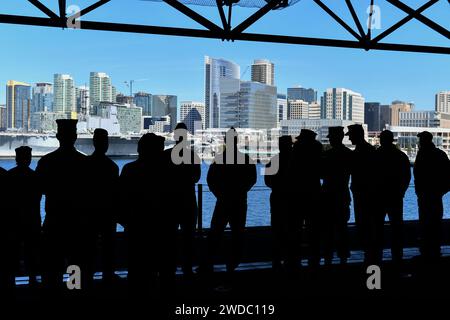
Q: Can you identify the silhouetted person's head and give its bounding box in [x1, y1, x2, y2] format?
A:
[225, 127, 238, 150]
[137, 133, 165, 160]
[327, 126, 345, 147]
[296, 129, 317, 145]
[174, 122, 188, 144]
[346, 124, 365, 145]
[56, 119, 78, 149]
[278, 136, 292, 154]
[379, 130, 394, 148]
[417, 131, 434, 149]
[15, 146, 32, 168]
[93, 128, 109, 155]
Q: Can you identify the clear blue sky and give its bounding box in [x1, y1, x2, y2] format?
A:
[0, 0, 449, 109]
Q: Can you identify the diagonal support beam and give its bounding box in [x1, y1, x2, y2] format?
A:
[75, 0, 111, 19]
[28, 0, 59, 20]
[372, 0, 439, 44]
[385, 0, 450, 39]
[215, 0, 228, 31]
[163, 0, 223, 33]
[345, 0, 365, 38]
[314, 0, 363, 41]
[231, 0, 283, 35]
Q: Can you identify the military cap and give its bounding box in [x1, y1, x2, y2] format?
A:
[345, 124, 364, 136]
[296, 129, 317, 141]
[56, 119, 78, 134]
[15, 146, 32, 157]
[327, 126, 344, 138]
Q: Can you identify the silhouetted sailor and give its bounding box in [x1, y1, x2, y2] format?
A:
[35, 119, 88, 290]
[164, 123, 201, 276]
[205, 128, 256, 274]
[7, 146, 42, 287]
[265, 136, 293, 270]
[346, 124, 381, 265]
[414, 131, 450, 262]
[0, 166, 11, 291]
[87, 129, 120, 285]
[287, 129, 322, 269]
[120, 133, 169, 290]
[377, 130, 411, 265]
[321, 127, 352, 265]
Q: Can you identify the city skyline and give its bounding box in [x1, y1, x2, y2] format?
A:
[1, 60, 447, 112]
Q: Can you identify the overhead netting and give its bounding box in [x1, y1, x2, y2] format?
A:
[141, 0, 301, 9]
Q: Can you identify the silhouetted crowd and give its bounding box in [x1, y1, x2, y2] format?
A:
[0, 119, 449, 295]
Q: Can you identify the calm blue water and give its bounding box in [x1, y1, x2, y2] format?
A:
[1, 159, 448, 228]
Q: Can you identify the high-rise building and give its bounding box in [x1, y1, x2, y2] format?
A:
[436, 91, 450, 114]
[111, 86, 117, 103]
[152, 95, 177, 131]
[320, 88, 365, 124]
[180, 101, 205, 133]
[76, 86, 89, 116]
[288, 99, 309, 119]
[204, 56, 240, 129]
[0, 105, 7, 130]
[287, 86, 317, 103]
[116, 94, 134, 105]
[364, 102, 390, 132]
[134, 92, 152, 116]
[288, 99, 321, 120]
[219, 79, 277, 129]
[277, 93, 287, 127]
[53, 74, 76, 114]
[390, 100, 414, 126]
[251, 59, 274, 86]
[6, 80, 32, 130]
[32, 82, 53, 113]
[89, 72, 113, 107]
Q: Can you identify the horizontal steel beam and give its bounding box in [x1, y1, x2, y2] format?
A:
[0, 14, 448, 55]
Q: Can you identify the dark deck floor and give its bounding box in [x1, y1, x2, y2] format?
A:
[8, 246, 450, 318]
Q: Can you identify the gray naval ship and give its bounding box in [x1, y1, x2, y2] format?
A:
[0, 132, 142, 157]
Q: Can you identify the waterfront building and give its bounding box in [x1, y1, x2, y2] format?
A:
[180, 101, 205, 133]
[387, 125, 450, 155]
[204, 56, 240, 128]
[53, 74, 76, 115]
[251, 59, 274, 86]
[31, 111, 68, 132]
[6, 80, 32, 130]
[287, 86, 317, 103]
[152, 94, 177, 131]
[134, 91, 152, 116]
[320, 88, 365, 124]
[143, 115, 171, 133]
[219, 79, 277, 129]
[32, 82, 53, 113]
[436, 91, 450, 114]
[390, 100, 414, 126]
[399, 111, 450, 128]
[280, 119, 366, 145]
[89, 72, 113, 107]
[95, 102, 142, 134]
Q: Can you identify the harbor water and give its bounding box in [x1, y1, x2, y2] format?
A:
[1, 158, 448, 228]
